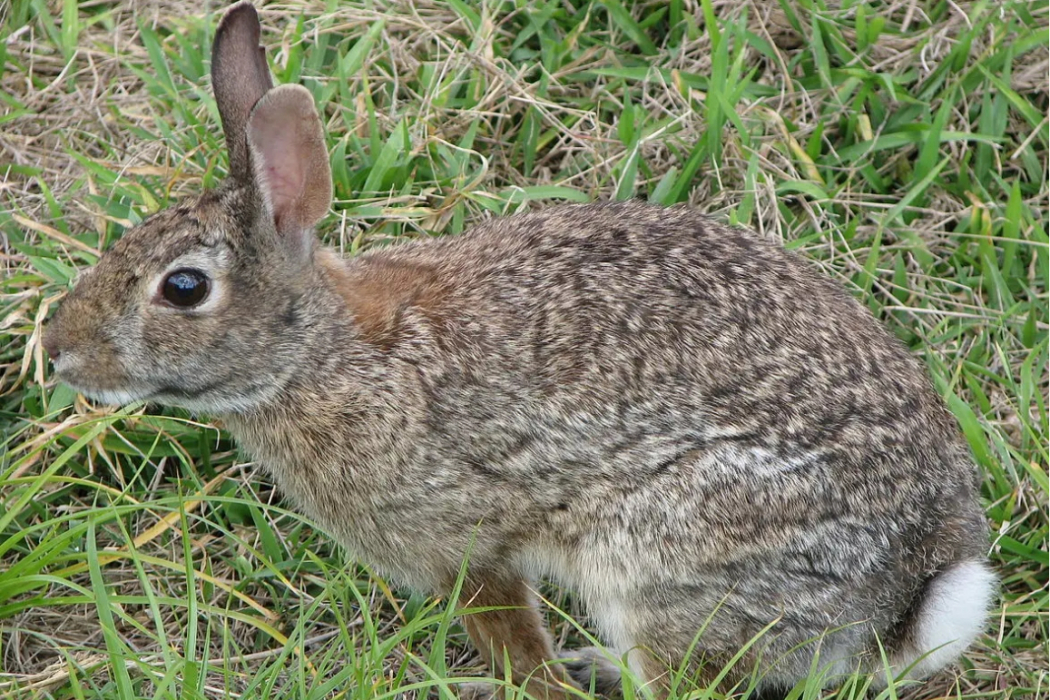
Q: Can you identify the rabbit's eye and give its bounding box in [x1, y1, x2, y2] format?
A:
[162, 269, 210, 308]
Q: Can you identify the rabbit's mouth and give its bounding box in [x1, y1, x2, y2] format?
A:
[49, 344, 223, 411]
[54, 357, 280, 414]
[51, 363, 155, 407]
[46, 349, 151, 407]
[75, 385, 154, 407]
[55, 373, 236, 413]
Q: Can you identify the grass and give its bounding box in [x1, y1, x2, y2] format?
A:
[0, 0, 1047, 697]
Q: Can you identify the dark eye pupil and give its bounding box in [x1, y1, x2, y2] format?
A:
[162, 269, 209, 307]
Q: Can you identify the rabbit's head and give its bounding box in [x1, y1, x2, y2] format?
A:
[43, 2, 333, 414]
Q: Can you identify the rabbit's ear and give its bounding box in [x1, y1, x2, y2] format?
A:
[211, 2, 273, 181]
[247, 84, 332, 257]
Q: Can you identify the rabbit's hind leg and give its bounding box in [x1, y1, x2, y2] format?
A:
[458, 576, 577, 700]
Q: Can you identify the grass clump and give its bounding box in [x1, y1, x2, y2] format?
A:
[1, 0, 1047, 698]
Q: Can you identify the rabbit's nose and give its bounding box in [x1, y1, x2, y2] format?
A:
[42, 328, 62, 361]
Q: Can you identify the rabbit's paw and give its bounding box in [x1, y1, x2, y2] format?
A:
[559, 647, 622, 699]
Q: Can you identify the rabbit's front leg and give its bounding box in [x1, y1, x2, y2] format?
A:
[458, 576, 577, 700]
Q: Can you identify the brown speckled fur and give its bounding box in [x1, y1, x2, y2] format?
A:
[43, 3, 993, 698]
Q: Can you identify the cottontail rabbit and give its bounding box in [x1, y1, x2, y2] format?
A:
[43, 3, 994, 698]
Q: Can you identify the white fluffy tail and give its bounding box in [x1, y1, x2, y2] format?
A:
[887, 559, 997, 681]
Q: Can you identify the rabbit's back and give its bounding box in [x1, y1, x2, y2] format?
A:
[383, 200, 965, 461]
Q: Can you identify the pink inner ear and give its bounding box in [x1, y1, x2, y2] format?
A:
[247, 85, 332, 237]
[262, 158, 305, 231]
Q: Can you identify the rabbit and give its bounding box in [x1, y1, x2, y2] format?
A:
[42, 2, 995, 699]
